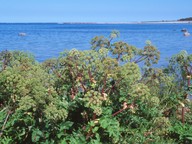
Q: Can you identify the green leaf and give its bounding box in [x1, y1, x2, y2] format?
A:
[32, 129, 43, 142]
[92, 126, 99, 133]
[186, 137, 192, 141]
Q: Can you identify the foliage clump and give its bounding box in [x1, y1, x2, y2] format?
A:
[0, 32, 192, 143]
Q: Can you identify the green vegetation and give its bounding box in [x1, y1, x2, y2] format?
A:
[1, 31, 192, 143]
[178, 17, 192, 21]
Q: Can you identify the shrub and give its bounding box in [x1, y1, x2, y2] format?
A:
[0, 32, 192, 143]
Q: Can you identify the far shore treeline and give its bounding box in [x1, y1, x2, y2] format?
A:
[178, 17, 192, 21]
[1, 31, 192, 143]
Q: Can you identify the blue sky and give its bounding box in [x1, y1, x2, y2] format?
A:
[0, 0, 191, 22]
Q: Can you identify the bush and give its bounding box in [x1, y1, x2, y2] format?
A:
[0, 31, 192, 143]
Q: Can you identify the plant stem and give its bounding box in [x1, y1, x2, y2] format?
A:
[0, 110, 11, 137]
[112, 108, 127, 116]
[182, 107, 185, 124]
[86, 113, 97, 140]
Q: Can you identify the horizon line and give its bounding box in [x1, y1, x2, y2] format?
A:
[0, 20, 192, 24]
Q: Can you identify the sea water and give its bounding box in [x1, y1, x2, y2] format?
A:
[0, 23, 192, 66]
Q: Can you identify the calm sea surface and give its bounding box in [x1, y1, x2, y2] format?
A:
[0, 23, 192, 66]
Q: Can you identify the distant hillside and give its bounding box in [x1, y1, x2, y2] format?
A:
[178, 17, 192, 21]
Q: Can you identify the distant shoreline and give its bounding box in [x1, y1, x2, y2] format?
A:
[61, 21, 192, 24]
[0, 21, 192, 24]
